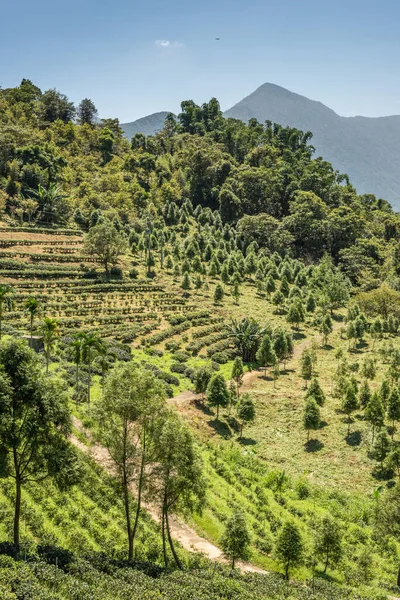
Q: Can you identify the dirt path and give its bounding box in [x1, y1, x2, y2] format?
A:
[70, 416, 266, 574]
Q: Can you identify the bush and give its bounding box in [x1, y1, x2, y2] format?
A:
[129, 268, 139, 279]
[157, 371, 180, 386]
[171, 351, 189, 363]
[210, 351, 230, 364]
[110, 265, 123, 279]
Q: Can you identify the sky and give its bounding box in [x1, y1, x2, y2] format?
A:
[1, 0, 400, 122]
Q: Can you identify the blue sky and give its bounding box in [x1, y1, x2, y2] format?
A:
[1, 0, 399, 122]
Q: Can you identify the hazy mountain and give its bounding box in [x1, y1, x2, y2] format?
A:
[226, 84, 400, 208]
[121, 84, 400, 208]
[120, 111, 170, 139]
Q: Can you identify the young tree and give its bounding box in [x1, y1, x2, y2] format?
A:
[300, 349, 313, 388]
[237, 393, 256, 439]
[387, 388, 400, 439]
[84, 221, 127, 276]
[80, 332, 103, 403]
[358, 379, 372, 408]
[152, 413, 206, 568]
[181, 272, 191, 290]
[194, 366, 213, 402]
[303, 398, 321, 442]
[0, 340, 80, 551]
[372, 431, 391, 472]
[207, 373, 230, 419]
[274, 329, 288, 370]
[320, 314, 333, 346]
[233, 281, 241, 305]
[256, 334, 276, 377]
[342, 385, 358, 434]
[221, 511, 251, 569]
[361, 358, 376, 380]
[314, 515, 343, 573]
[305, 378, 326, 406]
[24, 297, 40, 344]
[231, 356, 244, 398]
[365, 392, 385, 443]
[370, 317, 383, 349]
[94, 363, 166, 560]
[42, 317, 59, 373]
[275, 521, 304, 580]
[386, 447, 400, 479]
[214, 283, 224, 304]
[272, 290, 285, 314]
[286, 302, 305, 330]
[265, 275, 276, 299]
[0, 284, 14, 339]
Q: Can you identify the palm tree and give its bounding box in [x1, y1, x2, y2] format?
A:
[29, 183, 66, 225]
[227, 317, 266, 363]
[42, 317, 59, 373]
[25, 297, 40, 345]
[81, 333, 103, 403]
[94, 342, 116, 387]
[70, 334, 84, 388]
[0, 284, 14, 339]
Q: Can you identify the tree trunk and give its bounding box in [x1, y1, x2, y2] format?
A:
[285, 564, 289, 580]
[46, 349, 49, 373]
[131, 428, 146, 555]
[30, 314, 33, 345]
[76, 362, 79, 388]
[162, 494, 168, 568]
[14, 472, 21, 552]
[324, 555, 329, 574]
[166, 506, 182, 569]
[123, 465, 133, 561]
[88, 357, 91, 404]
[240, 423, 243, 440]
[216, 404, 219, 420]
[231, 557, 235, 570]
[348, 419, 351, 435]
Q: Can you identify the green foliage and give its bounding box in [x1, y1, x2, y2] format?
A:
[207, 374, 230, 419]
[275, 521, 304, 580]
[221, 510, 251, 568]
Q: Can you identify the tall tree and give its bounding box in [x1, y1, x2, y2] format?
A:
[300, 349, 313, 388]
[80, 332, 103, 403]
[256, 334, 276, 377]
[314, 515, 343, 573]
[77, 98, 98, 125]
[151, 413, 206, 568]
[24, 297, 40, 345]
[275, 521, 304, 580]
[237, 393, 256, 439]
[303, 398, 321, 442]
[41, 317, 59, 373]
[0, 340, 79, 551]
[231, 356, 244, 398]
[221, 511, 251, 569]
[94, 363, 166, 560]
[342, 385, 358, 435]
[365, 392, 385, 443]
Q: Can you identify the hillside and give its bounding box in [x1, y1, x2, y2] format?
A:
[120, 111, 171, 138]
[121, 83, 400, 208]
[1, 80, 400, 599]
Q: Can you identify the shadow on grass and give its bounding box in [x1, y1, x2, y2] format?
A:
[304, 439, 324, 452]
[332, 313, 345, 323]
[194, 399, 213, 415]
[371, 466, 393, 481]
[319, 420, 328, 429]
[321, 344, 335, 351]
[208, 418, 232, 438]
[239, 437, 257, 446]
[293, 331, 307, 341]
[345, 430, 362, 446]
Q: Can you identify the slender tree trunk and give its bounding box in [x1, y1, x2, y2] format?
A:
[240, 423, 243, 440]
[13, 464, 21, 552]
[30, 314, 33, 345]
[76, 362, 79, 388]
[324, 555, 329, 574]
[122, 436, 133, 561]
[216, 404, 219, 420]
[88, 356, 91, 404]
[162, 494, 168, 568]
[46, 349, 49, 373]
[348, 419, 351, 435]
[166, 506, 182, 569]
[232, 557, 235, 570]
[131, 427, 146, 555]
[285, 564, 289, 580]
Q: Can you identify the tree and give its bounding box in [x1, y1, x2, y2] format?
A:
[342, 385, 358, 434]
[207, 374, 229, 419]
[151, 413, 206, 568]
[221, 511, 251, 569]
[237, 393, 256, 439]
[95, 342, 116, 386]
[69, 334, 84, 389]
[256, 334, 276, 377]
[29, 183, 68, 225]
[84, 221, 127, 276]
[372, 431, 391, 471]
[275, 521, 304, 580]
[194, 366, 213, 402]
[42, 317, 59, 373]
[181, 272, 191, 290]
[300, 349, 313, 388]
[94, 363, 166, 560]
[274, 329, 288, 370]
[305, 378, 325, 406]
[228, 317, 265, 363]
[358, 379, 371, 409]
[39, 88, 75, 123]
[24, 297, 40, 345]
[231, 357, 244, 398]
[361, 358, 376, 380]
[374, 484, 400, 586]
[314, 515, 342, 573]
[320, 314, 333, 346]
[303, 398, 321, 441]
[387, 388, 400, 439]
[365, 392, 385, 443]
[386, 447, 400, 479]
[0, 284, 14, 339]
[0, 340, 80, 551]
[286, 302, 305, 330]
[265, 276, 276, 299]
[272, 290, 285, 313]
[214, 283, 224, 304]
[233, 281, 240, 305]
[77, 98, 98, 125]
[81, 333, 103, 403]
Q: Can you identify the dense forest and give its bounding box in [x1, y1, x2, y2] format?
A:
[1, 79, 400, 599]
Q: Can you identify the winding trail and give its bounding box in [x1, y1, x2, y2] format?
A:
[70, 416, 266, 574]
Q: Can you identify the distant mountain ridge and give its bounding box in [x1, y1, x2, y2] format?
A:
[121, 83, 400, 208]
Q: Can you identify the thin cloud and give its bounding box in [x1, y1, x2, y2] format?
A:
[155, 40, 184, 48]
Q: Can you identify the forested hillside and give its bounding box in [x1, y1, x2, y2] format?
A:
[1, 79, 400, 599]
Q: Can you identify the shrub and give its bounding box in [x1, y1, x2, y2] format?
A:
[170, 362, 187, 374]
